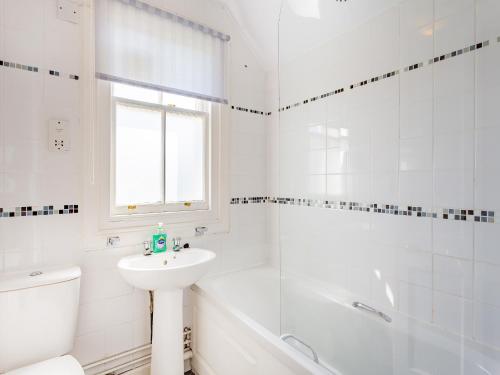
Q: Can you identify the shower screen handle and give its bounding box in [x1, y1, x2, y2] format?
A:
[352, 301, 392, 323]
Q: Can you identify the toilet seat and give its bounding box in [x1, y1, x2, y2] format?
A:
[5, 355, 84, 375]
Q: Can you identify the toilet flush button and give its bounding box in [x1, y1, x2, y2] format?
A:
[29, 271, 43, 277]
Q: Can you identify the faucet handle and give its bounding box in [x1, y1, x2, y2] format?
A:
[172, 237, 182, 252]
[143, 240, 152, 256]
[195, 226, 208, 236]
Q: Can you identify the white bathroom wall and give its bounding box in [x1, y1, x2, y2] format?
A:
[276, 0, 500, 370]
[0, 0, 272, 366]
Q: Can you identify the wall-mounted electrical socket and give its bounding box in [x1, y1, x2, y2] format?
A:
[49, 120, 71, 152]
[57, 0, 80, 24]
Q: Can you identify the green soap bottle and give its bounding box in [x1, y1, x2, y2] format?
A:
[152, 222, 167, 253]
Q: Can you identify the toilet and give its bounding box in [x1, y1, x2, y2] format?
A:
[0, 266, 84, 375]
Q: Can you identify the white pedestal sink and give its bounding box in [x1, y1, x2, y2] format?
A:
[117, 248, 216, 375]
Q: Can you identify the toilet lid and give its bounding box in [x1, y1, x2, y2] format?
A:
[5, 356, 84, 375]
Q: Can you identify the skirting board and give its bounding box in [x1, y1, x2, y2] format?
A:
[83, 344, 192, 375]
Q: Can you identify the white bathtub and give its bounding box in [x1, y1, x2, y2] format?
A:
[191, 266, 500, 375]
[191, 266, 334, 375]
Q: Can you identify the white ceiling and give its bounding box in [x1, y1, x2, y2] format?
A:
[219, 0, 402, 72]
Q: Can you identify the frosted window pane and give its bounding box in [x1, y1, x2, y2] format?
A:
[165, 112, 205, 202]
[113, 83, 160, 104]
[115, 104, 163, 206]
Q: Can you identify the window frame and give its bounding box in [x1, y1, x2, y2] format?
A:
[110, 96, 211, 216]
[92, 79, 228, 233]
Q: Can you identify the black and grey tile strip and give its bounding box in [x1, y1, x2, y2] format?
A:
[0, 204, 79, 218]
[279, 88, 344, 112]
[403, 62, 424, 72]
[278, 38, 491, 114]
[0, 58, 79, 81]
[428, 40, 489, 65]
[350, 70, 399, 89]
[0, 59, 39, 73]
[231, 105, 271, 116]
[230, 197, 495, 224]
[230, 197, 270, 205]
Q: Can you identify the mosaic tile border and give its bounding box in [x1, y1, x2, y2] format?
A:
[0, 58, 80, 81]
[278, 38, 493, 114]
[0, 204, 79, 218]
[230, 197, 495, 224]
[350, 70, 399, 89]
[230, 105, 272, 116]
[428, 40, 488, 65]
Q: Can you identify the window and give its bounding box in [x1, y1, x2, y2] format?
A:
[111, 83, 211, 216]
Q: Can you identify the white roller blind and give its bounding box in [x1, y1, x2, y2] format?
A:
[95, 0, 229, 104]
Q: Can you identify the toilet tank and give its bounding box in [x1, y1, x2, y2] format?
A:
[0, 267, 81, 373]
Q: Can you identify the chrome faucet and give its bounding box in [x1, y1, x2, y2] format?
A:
[172, 237, 182, 252]
[143, 241, 152, 256]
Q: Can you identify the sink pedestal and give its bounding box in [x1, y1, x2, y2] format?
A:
[117, 249, 216, 374]
[151, 289, 184, 375]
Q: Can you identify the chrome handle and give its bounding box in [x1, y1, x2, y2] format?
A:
[143, 241, 152, 256]
[195, 226, 208, 236]
[352, 301, 392, 323]
[280, 334, 319, 363]
[172, 237, 182, 252]
[107, 236, 120, 247]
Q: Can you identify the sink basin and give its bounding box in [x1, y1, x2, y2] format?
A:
[117, 248, 216, 291]
[117, 248, 215, 375]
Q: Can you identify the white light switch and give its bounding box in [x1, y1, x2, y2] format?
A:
[49, 120, 71, 152]
[57, 0, 80, 24]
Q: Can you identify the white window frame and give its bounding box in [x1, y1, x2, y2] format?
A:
[92, 79, 229, 233]
[110, 96, 210, 216]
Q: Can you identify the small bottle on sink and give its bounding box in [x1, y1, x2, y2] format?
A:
[152, 223, 167, 253]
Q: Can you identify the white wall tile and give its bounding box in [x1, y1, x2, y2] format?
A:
[400, 137, 433, 172]
[401, 65, 433, 103]
[475, 223, 500, 265]
[434, 93, 474, 135]
[400, 99, 433, 140]
[401, 0, 434, 31]
[434, 8, 475, 56]
[475, 262, 500, 307]
[397, 248, 433, 288]
[399, 170, 433, 207]
[433, 254, 473, 298]
[435, 0, 475, 20]
[476, 0, 500, 41]
[475, 127, 500, 210]
[433, 220, 474, 259]
[433, 290, 473, 337]
[3, 0, 44, 33]
[397, 216, 433, 254]
[474, 302, 500, 349]
[399, 282, 433, 322]
[372, 172, 398, 203]
[434, 169, 474, 208]
[3, 26, 44, 67]
[400, 26, 433, 68]
[1, 70, 44, 143]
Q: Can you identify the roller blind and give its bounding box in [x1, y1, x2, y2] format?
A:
[95, 0, 230, 104]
